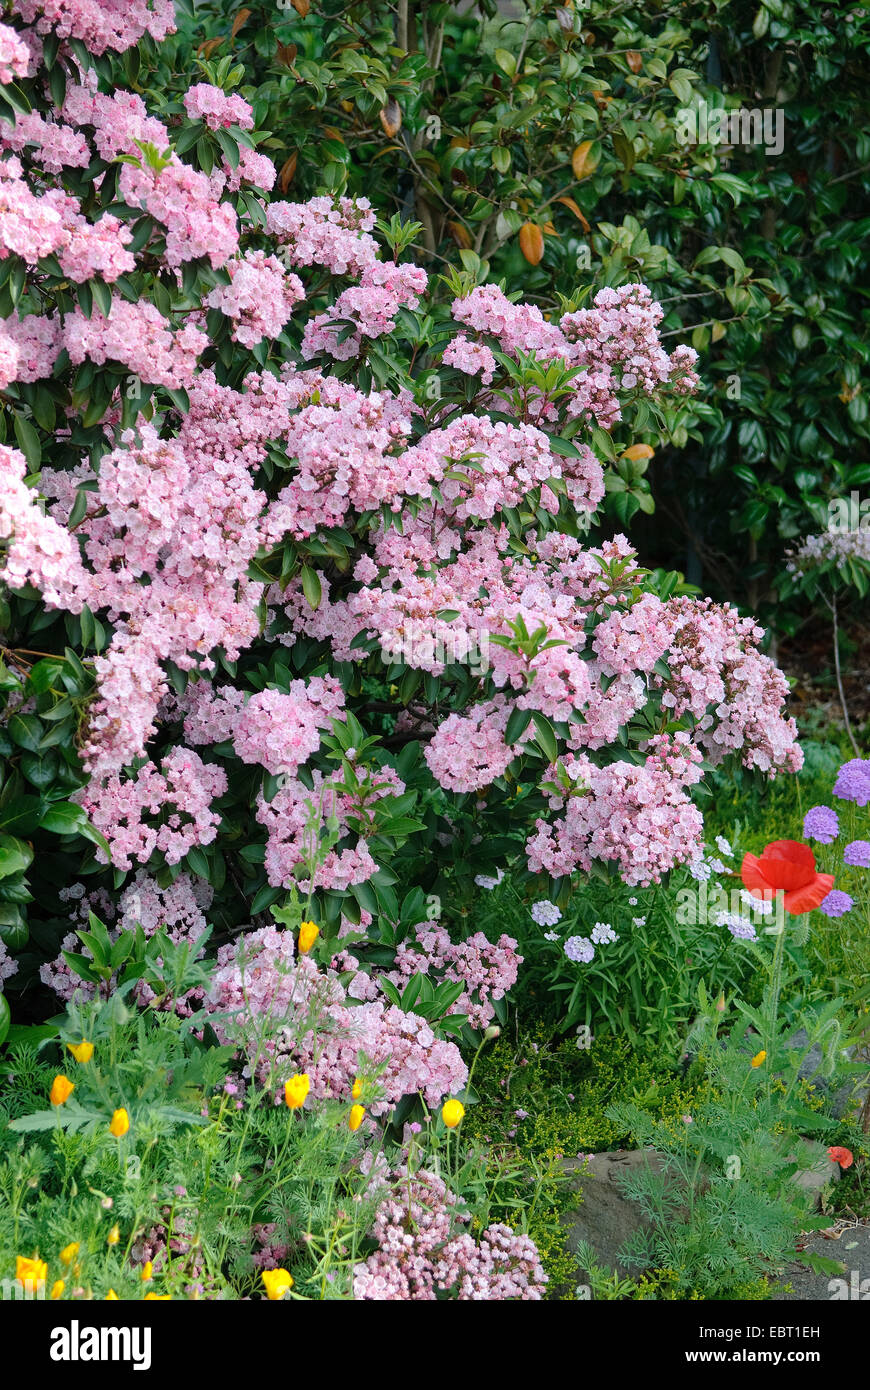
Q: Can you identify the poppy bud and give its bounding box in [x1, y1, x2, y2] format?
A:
[298, 921, 319, 954]
[50, 1075, 74, 1106]
[441, 1099, 465, 1129]
[262, 1268, 293, 1300]
[109, 1108, 130, 1137]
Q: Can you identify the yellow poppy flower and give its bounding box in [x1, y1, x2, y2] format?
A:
[16, 1255, 47, 1288]
[261, 1268, 293, 1300]
[284, 1074, 310, 1110]
[441, 1099, 465, 1128]
[298, 921, 319, 954]
[50, 1075, 75, 1106]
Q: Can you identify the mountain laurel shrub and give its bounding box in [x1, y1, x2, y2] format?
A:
[0, 1, 805, 1044]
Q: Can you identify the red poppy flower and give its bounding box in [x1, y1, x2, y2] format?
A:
[828, 1146, 854, 1170]
[741, 839, 834, 915]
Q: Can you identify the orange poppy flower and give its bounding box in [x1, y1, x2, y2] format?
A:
[741, 840, 834, 915]
[828, 1146, 854, 1169]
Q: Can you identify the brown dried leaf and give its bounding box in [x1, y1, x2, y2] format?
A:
[197, 37, 225, 59]
[447, 220, 473, 249]
[571, 140, 598, 181]
[278, 151, 298, 193]
[518, 222, 544, 265]
[555, 196, 591, 233]
[379, 99, 402, 138]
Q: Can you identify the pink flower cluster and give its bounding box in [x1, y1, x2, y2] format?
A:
[448, 281, 699, 427]
[64, 298, 206, 388]
[182, 674, 345, 778]
[183, 83, 254, 131]
[0, 158, 137, 298]
[0, 311, 60, 387]
[254, 764, 402, 892]
[2, 110, 90, 171]
[0, 940, 18, 984]
[526, 734, 706, 886]
[207, 250, 304, 348]
[0, 442, 88, 608]
[353, 1169, 546, 1300]
[301, 261, 428, 360]
[208, 925, 468, 1115]
[367, 920, 521, 1029]
[424, 700, 514, 793]
[265, 195, 378, 276]
[119, 157, 238, 269]
[62, 85, 169, 162]
[41, 872, 211, 1008]
[656, 597, 803, 775]
[74, 748, 227, 870]
[0, 22, 30, 83]
[11, 0, 176, 55]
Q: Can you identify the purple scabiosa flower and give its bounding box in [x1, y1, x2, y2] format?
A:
[715, 912, 757, 941]
[819, 890, 854, 918]
[844, 840, 870, 868]
[833, 759, 870, 807]
[802, 805, 840, 844]
[590, 921, 618, 945]
[531, 899, 562, 927]
[564, 935, 594, 964]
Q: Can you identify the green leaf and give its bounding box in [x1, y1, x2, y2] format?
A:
[0, 835, 33, 878]
[13, 415, 41, 469]
[214, 127, 240, 170]
[300, 564, 322, 610]
[530, 711, 559, 763]
[90, 278, 113, 318]
[0, 796, 43, 836]
[505, 706, 533, 745]
[7, 713, 43, 752]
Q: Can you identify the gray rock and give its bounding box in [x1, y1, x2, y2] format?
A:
[788, 1139, 840, 1209]
[561, 1142, 840, 1294]
[785, 1028, 869, 1120]
[561, 1149, 668, 1281]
